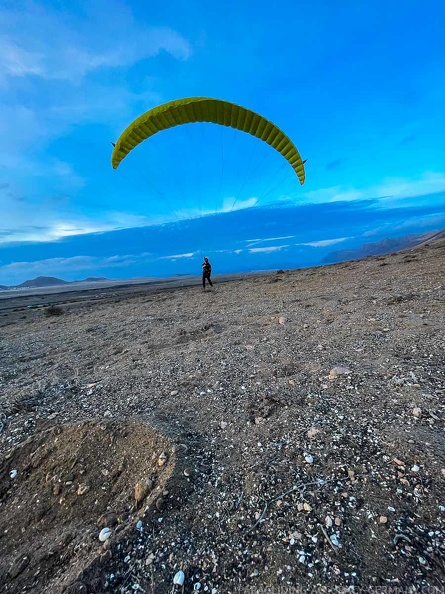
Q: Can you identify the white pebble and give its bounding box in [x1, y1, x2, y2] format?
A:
[9, 469, 18, 479]
[304, 453, 314, 464]
[173, 571, 185, 586]
[99, 527, 112, 542]
[411, 464, 420, 472]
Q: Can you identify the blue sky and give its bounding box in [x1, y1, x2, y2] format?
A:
[1, 0, 445, 284]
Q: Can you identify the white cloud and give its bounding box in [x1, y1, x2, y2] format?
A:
[301, 237, 350, 247]
[173, 197, 258, 220]
[0, 40, 45, 77]
[244, 235, 295, 246]
[0, 251, 155, 280]
[0, 3, 192, 85]
[0, 207, 172, 244]
[248, 245, 289, 254]
[0, 1, 192, 202]
[159, 252, 195, 260]
[299, 173, 445, 206]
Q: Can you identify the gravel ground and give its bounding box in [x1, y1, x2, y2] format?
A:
[0, 238, 444, 594]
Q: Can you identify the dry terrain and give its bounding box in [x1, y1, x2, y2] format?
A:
[1, 238, 444, 594]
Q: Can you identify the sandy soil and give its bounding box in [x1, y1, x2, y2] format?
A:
[0, 239, 444, 593]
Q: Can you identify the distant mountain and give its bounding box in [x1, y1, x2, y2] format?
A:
[322, 231, 438, 264]
[17, 276, 70, 288]
[12, 276, 110, 289]
[0, 285, 9, 291]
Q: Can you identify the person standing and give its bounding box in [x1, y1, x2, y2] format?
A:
[202, 257, 213, 289]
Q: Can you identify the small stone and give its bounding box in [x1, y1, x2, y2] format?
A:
[325, 516, 333, 528]
[53, 484, 61, 496]
[99, 527, 112, 542]
[307, 428, 319, 439]
[173, 571, 185, 586]
[330, 535, 340, 547]
[334, 517, 341, 526]
[379, 516, 388, 524]
[393, 458, 405, 467]
[134, 479, 153, 504]
[220, 421, 228, 430]
[183, 468, 193, 478]
[303, 503, 312, 512]
[328, 366, 351, 380]
[412, 407, 422, 418]
[9, 469, 18, 479]
[411, 464, 420, 472]
[278, 316, 286, 325]
[158, 452, 168, 467]
[77, 483, 90, 496]
[304, 453, 314, 464]
[170, 390, 179, 396]
[155, 496, 165, 511]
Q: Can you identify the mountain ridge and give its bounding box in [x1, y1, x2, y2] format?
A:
[322, 231, 438, 264]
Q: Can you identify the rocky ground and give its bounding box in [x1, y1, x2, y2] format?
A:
[0, 238, 444, 594]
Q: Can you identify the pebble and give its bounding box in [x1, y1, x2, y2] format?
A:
[220, 421, 228, 430]
[183, 468, 193, 477]
[136, 520, 143, 531]
[77, 483, 90, 496]
[173, 571, 185, 586]
[328, 366, 351, 380]
[9, 469, 18, 479]
[303, 502, 312, 512]
[307, 428, 319, 439]
[158, 452, 168, 467]
[278, 316, 286, 325]
[304, 453, 314, 464]
[412, 407, 422, 418]
[134, 479, 153, 503]
[99, 527, 112, 542]
[325, 516, 333, 528]
[411, 464, 420, 472]
[379, 516, 388, 524]
[170, 390, 179, 396]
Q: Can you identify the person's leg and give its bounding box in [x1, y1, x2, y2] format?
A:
[208, 275, 213, 287]
[202, 273, 206, 288]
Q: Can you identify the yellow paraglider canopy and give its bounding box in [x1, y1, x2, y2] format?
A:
[111, 97, 306, 184]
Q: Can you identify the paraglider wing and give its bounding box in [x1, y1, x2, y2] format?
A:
[111, 97, 306, 184]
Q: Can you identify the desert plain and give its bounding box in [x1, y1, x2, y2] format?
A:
[1, 238, 444, 593]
